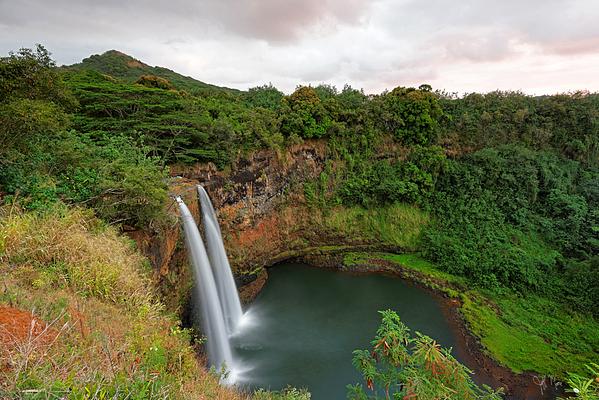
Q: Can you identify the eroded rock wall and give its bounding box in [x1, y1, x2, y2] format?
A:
[130, 140, 333, 308]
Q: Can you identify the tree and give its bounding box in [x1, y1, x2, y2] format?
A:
[314, 84, 338, 100]
[0, 98, 69, 160]
[377, 86, 444, 145]
[348, 310, 502, 400]
[0, 45, 75, 160]
[280, 86, 332, 139]
[0, 44, 76, 108]
[0, 46, 168, 228]
[245, 83, 284, 110]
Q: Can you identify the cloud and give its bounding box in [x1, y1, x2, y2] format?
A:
[0, 0, 598, 94]
[389, 0, 599, 56]
[544, 37, 599, 56]
[0, 0, 374, 44]
[201, 0, 373, 43]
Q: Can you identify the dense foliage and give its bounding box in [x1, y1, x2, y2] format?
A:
[422, 146, 598, 314]
[63, 68, 285, 167]
[376, 85, 444, 145]
[438, 90, 599, 165]
[348, 310, 501, 399]
[1, 45, 597, 396]
[2, 45, 596, 308]
[0, 46, 167, 228]
[338, 145, 446, 207]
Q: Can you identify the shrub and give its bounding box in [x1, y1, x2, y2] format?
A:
[136, 74, 174, 90]
[338, 146, 446, 207]
[560, 363, 599, 400]
[348, 310, 502, 399]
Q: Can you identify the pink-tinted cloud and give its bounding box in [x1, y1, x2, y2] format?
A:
[545, 36, 599, 56]
[0, 0, 598, 94]
[204, 0, 373, 43]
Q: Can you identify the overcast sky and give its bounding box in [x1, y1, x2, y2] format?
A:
[1, 0, 599, 94]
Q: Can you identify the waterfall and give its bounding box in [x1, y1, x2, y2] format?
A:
[197, 185, 243, 333]
[175, 197, 233, 373]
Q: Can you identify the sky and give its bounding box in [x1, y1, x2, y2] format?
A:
[1, 0, 599, 94]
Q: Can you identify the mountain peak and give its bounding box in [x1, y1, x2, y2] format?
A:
[103, 49, 130, 57]
[81, 50, 149, 69]
[66, 50, 239, 94]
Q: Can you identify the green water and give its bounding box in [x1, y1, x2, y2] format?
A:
[231, 263, 458, 399]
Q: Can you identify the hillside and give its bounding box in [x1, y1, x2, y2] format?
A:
[0, 207, 247, 400]
[1, 45, 598, 399]
[64, 50, 240, 95]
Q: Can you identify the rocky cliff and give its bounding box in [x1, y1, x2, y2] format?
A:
[130, 140, 344, 309]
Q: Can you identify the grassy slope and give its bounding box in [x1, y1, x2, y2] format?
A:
[343, 252, 599, 378]
[321, 203, 430, 251]
[0, 207, 245, 399]
[64, 50, 240, 94]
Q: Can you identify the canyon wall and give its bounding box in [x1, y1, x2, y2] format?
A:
[130, 140, 344, 308]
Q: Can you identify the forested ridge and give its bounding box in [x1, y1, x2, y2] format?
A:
[1, 45, 598, 399]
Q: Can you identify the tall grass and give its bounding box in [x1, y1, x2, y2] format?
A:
[0, 206, 247, 400]
[0, 206, 151, 307]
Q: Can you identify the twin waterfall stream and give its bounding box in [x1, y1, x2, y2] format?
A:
[176, 186, 243, 383]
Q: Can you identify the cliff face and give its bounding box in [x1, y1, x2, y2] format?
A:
[126, 141, 563, 400]
[130, 140, 333, 308]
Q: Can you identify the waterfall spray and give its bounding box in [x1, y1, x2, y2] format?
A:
[197, 185, 243, 333]
[175, 196, 233, 373]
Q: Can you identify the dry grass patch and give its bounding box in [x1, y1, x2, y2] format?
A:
[0, 207, 246, 400]
[0, 207, 151, 307]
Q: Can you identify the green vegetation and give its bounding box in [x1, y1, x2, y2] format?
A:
[337, 145, 446, 207]
[438, 90, 599, 165]
[65, 50, 238, 95]
[378, 253, 464, 283]
[346, 253, 599, 378]
[0, 46, 168, 228]
[423, 146, 598, 315]
[253, 388, 311, 400]
[1, 44, 597, 397]
[560, 363, 599, 399]
[348, 310, 501, 399]
[62, 68, 284, 167]
[461, 292, 599, 377]
[322, 204, 429, 251]
[377, 85, 444, 145]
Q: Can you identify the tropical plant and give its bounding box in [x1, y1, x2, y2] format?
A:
[348, 310, 502, 400]
[281, 86, 333, 139]
[559, 363, 599, 400]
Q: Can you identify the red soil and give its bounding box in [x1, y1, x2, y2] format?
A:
[0, 305, 56, 347]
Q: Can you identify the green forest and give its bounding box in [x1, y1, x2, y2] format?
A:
[1, 45, 598, 399]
